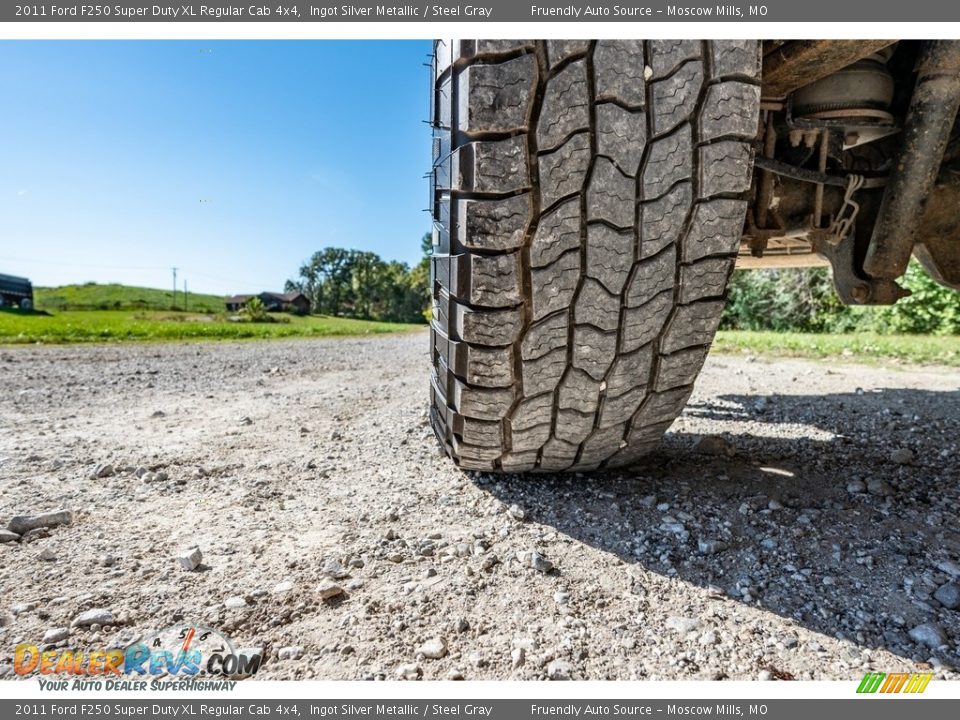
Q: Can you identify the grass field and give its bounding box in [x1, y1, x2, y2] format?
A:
[34, 283, 226, 313]
[4, 284, 959, 360]
[0, 282, 420, 342]
[0, 309, 419, 343]
[713, 330, 960, 367]
[3, 308, 958, 363]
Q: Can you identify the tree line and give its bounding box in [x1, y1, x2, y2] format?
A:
[288, 237, 957, 334]
[285, 234, 431, 323]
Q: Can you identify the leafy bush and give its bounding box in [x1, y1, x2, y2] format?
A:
[721, 261, 959, 335]
[868, 262, 960, 335]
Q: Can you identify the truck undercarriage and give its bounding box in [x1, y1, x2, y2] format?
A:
[743, 40, 960, 303]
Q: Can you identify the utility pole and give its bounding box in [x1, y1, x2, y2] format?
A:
[172, 267, 178, 310]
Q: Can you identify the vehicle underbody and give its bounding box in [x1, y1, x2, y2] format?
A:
[742, 40, 960, 303]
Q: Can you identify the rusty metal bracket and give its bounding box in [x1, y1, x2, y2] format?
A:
[812, 230, 910, 305]
[806, 174, 908, 304]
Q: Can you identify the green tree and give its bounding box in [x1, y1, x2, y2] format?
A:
[286, 233, 433, 324]
[350, 250, 385, 319]
[290, 247, 356, 316]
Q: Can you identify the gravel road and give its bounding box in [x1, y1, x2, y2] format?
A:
[1, 331, 958, 681]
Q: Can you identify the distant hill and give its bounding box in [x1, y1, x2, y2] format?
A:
[35, 283, 227, 313]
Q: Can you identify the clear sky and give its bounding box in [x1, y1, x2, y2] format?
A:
[0, 40, 433, 295]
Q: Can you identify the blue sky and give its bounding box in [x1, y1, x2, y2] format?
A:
[0, 40, 433, 295]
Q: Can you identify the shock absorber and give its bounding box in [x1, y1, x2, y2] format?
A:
[864, 40, 960, 283]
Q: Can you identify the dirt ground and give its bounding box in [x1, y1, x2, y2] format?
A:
[0, 331, 958, 681]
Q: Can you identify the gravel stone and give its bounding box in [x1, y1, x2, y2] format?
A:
[517, 550, 553, 573]
[697, 539, 726, 555]
[89, 464, 115, 479]
[417, 637, 447, 660]
[72, 609, 113, 628]
[547, 659, 573, 680]
[699, 630, 718, 646]
[933, 582, 960, 610]
[321, 558, 350, 580]
[0, 530, 20, 543]
[396, 663, 421, 680]
[667, 617, 701, 634]
[317, 580, 344, 600]
[42, 627, 69, 644]
[8, 509, 73, 535]
[909, 622, 948, 649]
[175, 547, 202, 571]
[278, 646, 305, 660]
[938, 560, 960, 578]
[507, 504, 527, 521]
[890, 448, 915, 465]
[846, 480, 866, 494]
[867, 479, 894, 497]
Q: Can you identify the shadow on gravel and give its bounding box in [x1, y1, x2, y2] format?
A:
[472, 387, 960, 669]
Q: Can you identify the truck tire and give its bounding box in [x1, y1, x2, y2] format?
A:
[429, 40, 761, 472]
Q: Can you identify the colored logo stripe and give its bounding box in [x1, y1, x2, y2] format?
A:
[857, 672, 885, 693]
[905, 673, 933, 693]
[880, 673, 908, 693]
[857, 672, 932, 694]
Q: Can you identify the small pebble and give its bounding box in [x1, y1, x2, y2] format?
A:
[417, 637, 447, 660]
[317, 580, 344, 600]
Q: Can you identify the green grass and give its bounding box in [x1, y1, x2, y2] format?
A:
[714, 330, 960, 366]
[34, 283, 226, 313]
[0, 309, 419, 344]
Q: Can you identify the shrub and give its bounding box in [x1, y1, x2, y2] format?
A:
[721, 261, 959, 335]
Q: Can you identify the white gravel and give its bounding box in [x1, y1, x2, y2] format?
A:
[0, 332, 958, 680]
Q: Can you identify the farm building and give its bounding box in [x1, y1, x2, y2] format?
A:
[0, 273, 34, 310]
[225, 291, 310, 314]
